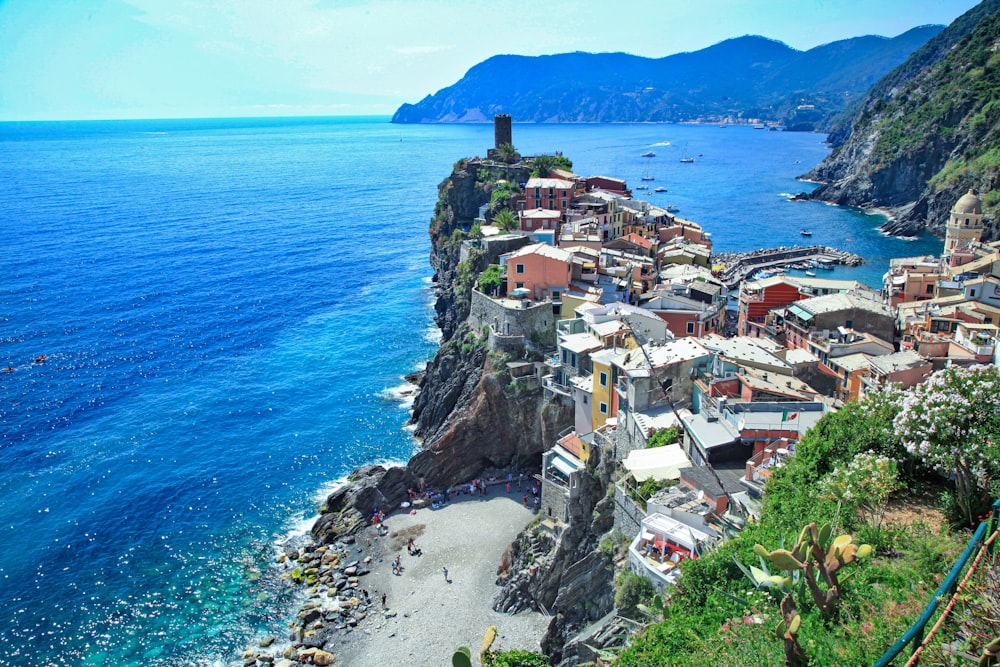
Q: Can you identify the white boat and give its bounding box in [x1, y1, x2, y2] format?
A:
[805, 271, 817, 277]
[679, 157, 694, 163]
[636, 184, 649, 190]
[800, 230, 812, 236]
[641, 151, 655, 158]
[655, 186, 667, 192]
[666, 205, 679, 212]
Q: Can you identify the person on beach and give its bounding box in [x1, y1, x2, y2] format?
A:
[442, 566, 449, 583]
[522, 494, 528, 507]
[381, 592, 387, 608]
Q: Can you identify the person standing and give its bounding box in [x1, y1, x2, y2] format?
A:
[442, 566, 449, 582]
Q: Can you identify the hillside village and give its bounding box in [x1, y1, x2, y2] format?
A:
[454, 115, 1000, 604]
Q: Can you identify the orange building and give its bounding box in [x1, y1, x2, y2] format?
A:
[503, 243, 572, 301]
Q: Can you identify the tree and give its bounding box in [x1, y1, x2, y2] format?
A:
[492, 208, 518, 232]
[496, 142, 518, 165]
[530, 154, 557, 177]
[489, 181, 521, 214]
[478, 265, 503, 296]
[894, 365, 1000, 526]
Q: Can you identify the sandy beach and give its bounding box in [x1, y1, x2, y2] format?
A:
[331, 490, 551, 666]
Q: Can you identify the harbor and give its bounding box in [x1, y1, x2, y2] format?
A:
[712, 244, 865, 289]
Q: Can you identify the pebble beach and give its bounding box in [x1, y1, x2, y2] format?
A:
[254, 490, 551, 666]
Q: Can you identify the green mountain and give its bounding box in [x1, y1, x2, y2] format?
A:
[806, 0, 1000, 238]
[391, 28, 942, 129]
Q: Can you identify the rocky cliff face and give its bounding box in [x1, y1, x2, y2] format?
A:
[805, 0, 1000, 239]
[409, 349, 571, 488]
[493, 444, 617, 666]
[312, 156, 570, 541]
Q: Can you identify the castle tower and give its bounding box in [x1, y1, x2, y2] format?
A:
[494, 114, 512, 149]
[945, 188, 984, 254]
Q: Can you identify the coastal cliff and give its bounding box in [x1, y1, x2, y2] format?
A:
[313, 155, 568, 539]
[805, 0, 1000, 238]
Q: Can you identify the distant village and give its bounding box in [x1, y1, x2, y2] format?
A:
[457, 115, 999, 593]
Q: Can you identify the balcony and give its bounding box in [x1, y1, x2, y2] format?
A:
[543, 375, 572, 399]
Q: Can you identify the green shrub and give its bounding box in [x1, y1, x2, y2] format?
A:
[614, 570, 655, 612]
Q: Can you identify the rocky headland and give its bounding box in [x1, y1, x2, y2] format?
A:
[260, 155, 619, 666]
[804, 0, 1000, 239]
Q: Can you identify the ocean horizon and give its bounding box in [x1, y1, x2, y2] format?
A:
[0, 116, 942, 666]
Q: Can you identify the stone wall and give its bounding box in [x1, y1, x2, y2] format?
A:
[612, 485, 643, 540]
[489, 330, 527, 355]
[469, 289, 557, 348]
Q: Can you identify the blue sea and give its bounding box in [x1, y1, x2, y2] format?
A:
[0, 117, 941, 666]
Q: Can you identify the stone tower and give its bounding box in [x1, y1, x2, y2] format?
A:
[945, 188, 984, 254]
[494, 114, 512, 149]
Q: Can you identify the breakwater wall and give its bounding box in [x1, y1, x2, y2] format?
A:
[713, 244, 864, 289]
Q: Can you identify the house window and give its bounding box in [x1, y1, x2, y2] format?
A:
[535, 198, 541, 207]
[845, 320, 853, 329]
[599, 402, 608, 415]
[686, 321, 695, 334]
[599, 371, 608, 387]
[970, 289, 977, 298]
[515, 282, 524, 289]
[515, 263, 525, 274]
[583, 395, 588, 404]
[926, 284, 934, 294]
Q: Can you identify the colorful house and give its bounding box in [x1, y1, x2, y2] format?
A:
[502, 243, 572, 302]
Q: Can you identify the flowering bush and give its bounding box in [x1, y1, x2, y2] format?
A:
[820, 451, 901, 531]
[894, 365, 1000, 525]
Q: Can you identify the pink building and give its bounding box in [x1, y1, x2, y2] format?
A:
[526, 177, 576, 214]
[504, 243, 573, 301]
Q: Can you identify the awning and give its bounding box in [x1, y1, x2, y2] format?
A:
[550, 453, 581, 477]
[623, 444, 690, 482]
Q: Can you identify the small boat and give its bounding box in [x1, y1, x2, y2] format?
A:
[34, 355, 47, 363]
[666, 205, 679, 212]
[641, 175, 655, 181]
[805, 271, 817, 277]
[641, 151, 655, 158]
[655, 186, 667, 192]
[2, 365, 12, 373]
[636, 184, 649, 190]
[753, 124, 765, 130]
[800, 230, 812, 236]
[679, 157, 694, 163]
[817, 261, 834, 270]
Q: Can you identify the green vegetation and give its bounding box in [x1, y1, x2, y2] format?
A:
[483, 649, 549, 667]
[615, 387, 978, 666]
[478, 264, 503, 296]
[529, 154, 558, 178]
[615, 570, 656, 615]
[495, 143, 518, 165]
[851, 6, 1000, 221]
[491, 208, 518, 232]
[489, 181, 522, 214]
[646, 427, 679, 448]
[893, 365, 1000, 526]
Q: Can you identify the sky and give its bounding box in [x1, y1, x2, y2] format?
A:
[0, 0, 984, 121]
